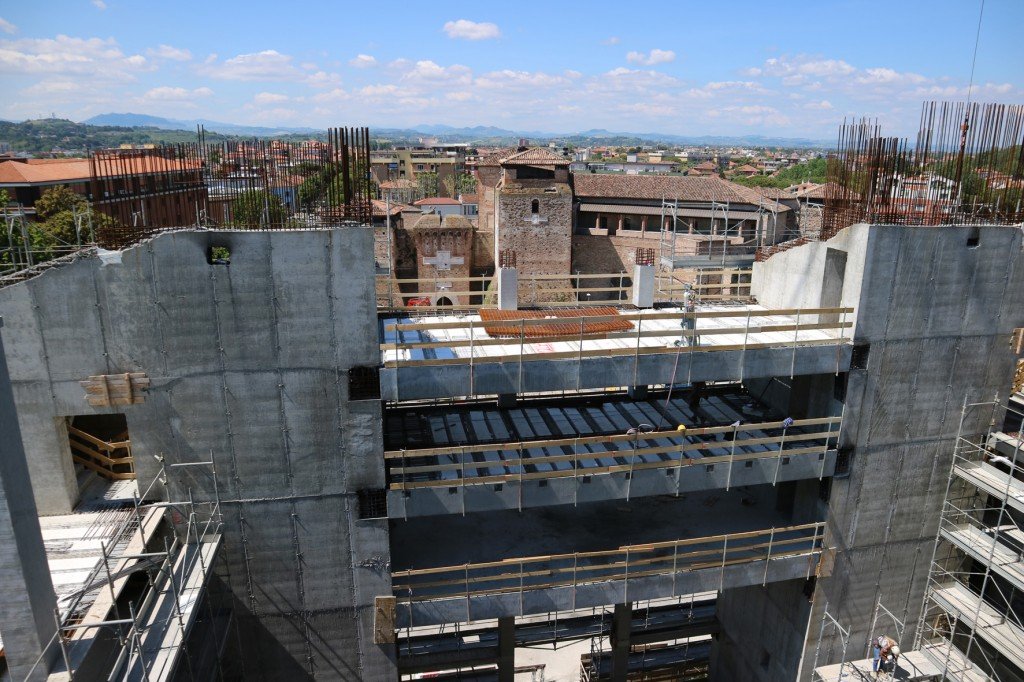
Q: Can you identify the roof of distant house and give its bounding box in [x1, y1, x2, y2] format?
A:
[0, 156, 200, 186]
[0, 158, 91, 184]
[500, 147, 570, 167]
[380, 178, 417, 189]
[414, 197, 461, 206]
[571, 173, 790, 209]
[734, 164, 759, 173]
[693, 161, 718, 171]
[371, 199, 409, 217]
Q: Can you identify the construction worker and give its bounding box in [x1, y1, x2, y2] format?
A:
[871, 635, 899, 678]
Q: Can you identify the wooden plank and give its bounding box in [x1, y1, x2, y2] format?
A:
[373, 596, 396, 644]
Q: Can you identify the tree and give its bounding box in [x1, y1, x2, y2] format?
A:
[231, 190, 287, 227]
[416, 171, 439, 198]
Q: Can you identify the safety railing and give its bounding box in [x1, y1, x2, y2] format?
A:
[20, 458, 223, 682]
[655, 267, 754, 303]
[67, 425, 135, 480]
[382, 306, 854, 369]
[386, 416, 840, 490]
[392, 522, 827, 603]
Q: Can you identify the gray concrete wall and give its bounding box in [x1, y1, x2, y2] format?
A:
[712, 579, 813, 682]
[753, 224, 1024, 678]
[0, 228, 394, 681]
[0, 320, 58, 680]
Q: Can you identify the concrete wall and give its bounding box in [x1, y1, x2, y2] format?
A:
[0, 228, 395, 681]
[752, 224, 1024, 677]
[712, 579, 813, 682]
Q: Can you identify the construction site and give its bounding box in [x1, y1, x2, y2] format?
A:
[0, 103, 1022, 682]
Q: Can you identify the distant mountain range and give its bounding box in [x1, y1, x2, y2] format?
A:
[79, 113, 831, 148]
[81, 113, 319, 138]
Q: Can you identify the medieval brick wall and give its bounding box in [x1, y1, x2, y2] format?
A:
[496, 182, 573, 278]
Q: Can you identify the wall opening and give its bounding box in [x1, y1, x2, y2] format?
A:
[357, 489, 388, 519]
[435, 296, 453, 307]
[208, 245, 231, 265]
[530, 199, 539, 214]
[66, 414, 135, 500]
[349, 366, 381, 401]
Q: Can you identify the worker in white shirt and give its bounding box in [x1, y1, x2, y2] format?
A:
[674, 284, 699, 347]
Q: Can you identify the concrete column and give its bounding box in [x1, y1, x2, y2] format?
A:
[498, 616, 515, 682]
[610, 602, 632, 682]
[617, 215, 625, 231]
[0, 318, 59, 680]
[640, 216, 648, 234]
[631, 264, 655, 308]
[497, 267, 518, 311]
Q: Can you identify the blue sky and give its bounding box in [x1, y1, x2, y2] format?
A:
[1, 0, 1022, 138]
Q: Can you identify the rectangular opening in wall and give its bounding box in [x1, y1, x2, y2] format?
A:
[208, 244, 231, 265]
[349, 366, 381, 401]
[966, 226, 980, 248]
[66, 414, 135, 502]
[850, 343, 870, 370]
[357, 489, 388, 519]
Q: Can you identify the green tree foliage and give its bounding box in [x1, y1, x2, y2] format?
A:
[417, 171, 439, 198]
[733, 158, 828, 189]
[231, 190, 287, 226]
[1, 186, 115, 266]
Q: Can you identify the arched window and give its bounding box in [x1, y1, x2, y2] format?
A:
[531, 199, 539, 214]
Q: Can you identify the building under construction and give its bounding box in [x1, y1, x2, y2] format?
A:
[0, 104, 1022, 682]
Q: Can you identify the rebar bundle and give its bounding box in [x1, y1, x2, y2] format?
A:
[824, 101, 1024, 238]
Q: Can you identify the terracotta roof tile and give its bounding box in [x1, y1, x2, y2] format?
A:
[0, 158, 91, 184]
[571, 173, 790, 210]
[414, 197, 461, 205]
[500, 147, 570, 166]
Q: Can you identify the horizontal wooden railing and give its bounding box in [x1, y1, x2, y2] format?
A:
[67, 425, 135, 480]
[381, 307, 854, 368]
[386, 416, 840, 489]
[392, 522, 826, 603]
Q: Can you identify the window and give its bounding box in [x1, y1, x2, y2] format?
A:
[531, 199, 539, 214]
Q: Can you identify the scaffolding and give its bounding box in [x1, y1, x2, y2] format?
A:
[912, 395, 1024, 681]
[20, 455, 225, 682]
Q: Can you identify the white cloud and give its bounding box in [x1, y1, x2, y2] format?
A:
[806, 100, 833, 110]
[442, 19, 500, 40]
[475, 69, 568, 90]
[602, 36, 620, 46]
[753, 56, 855, 79]
[0, 17, 16, 34]
[626, 49, 675, 66]
[141, 86, 212, 101]
[349, 53, 376, 68]
[253, 91, 288, 104]
[0, 35, 150, 79]
[855, 67, 927, 85]
[400, 60, 471, 84]
[147, 44, 191, 61]
[92, 0, 107, 9]
[201, 50, 300, 81]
